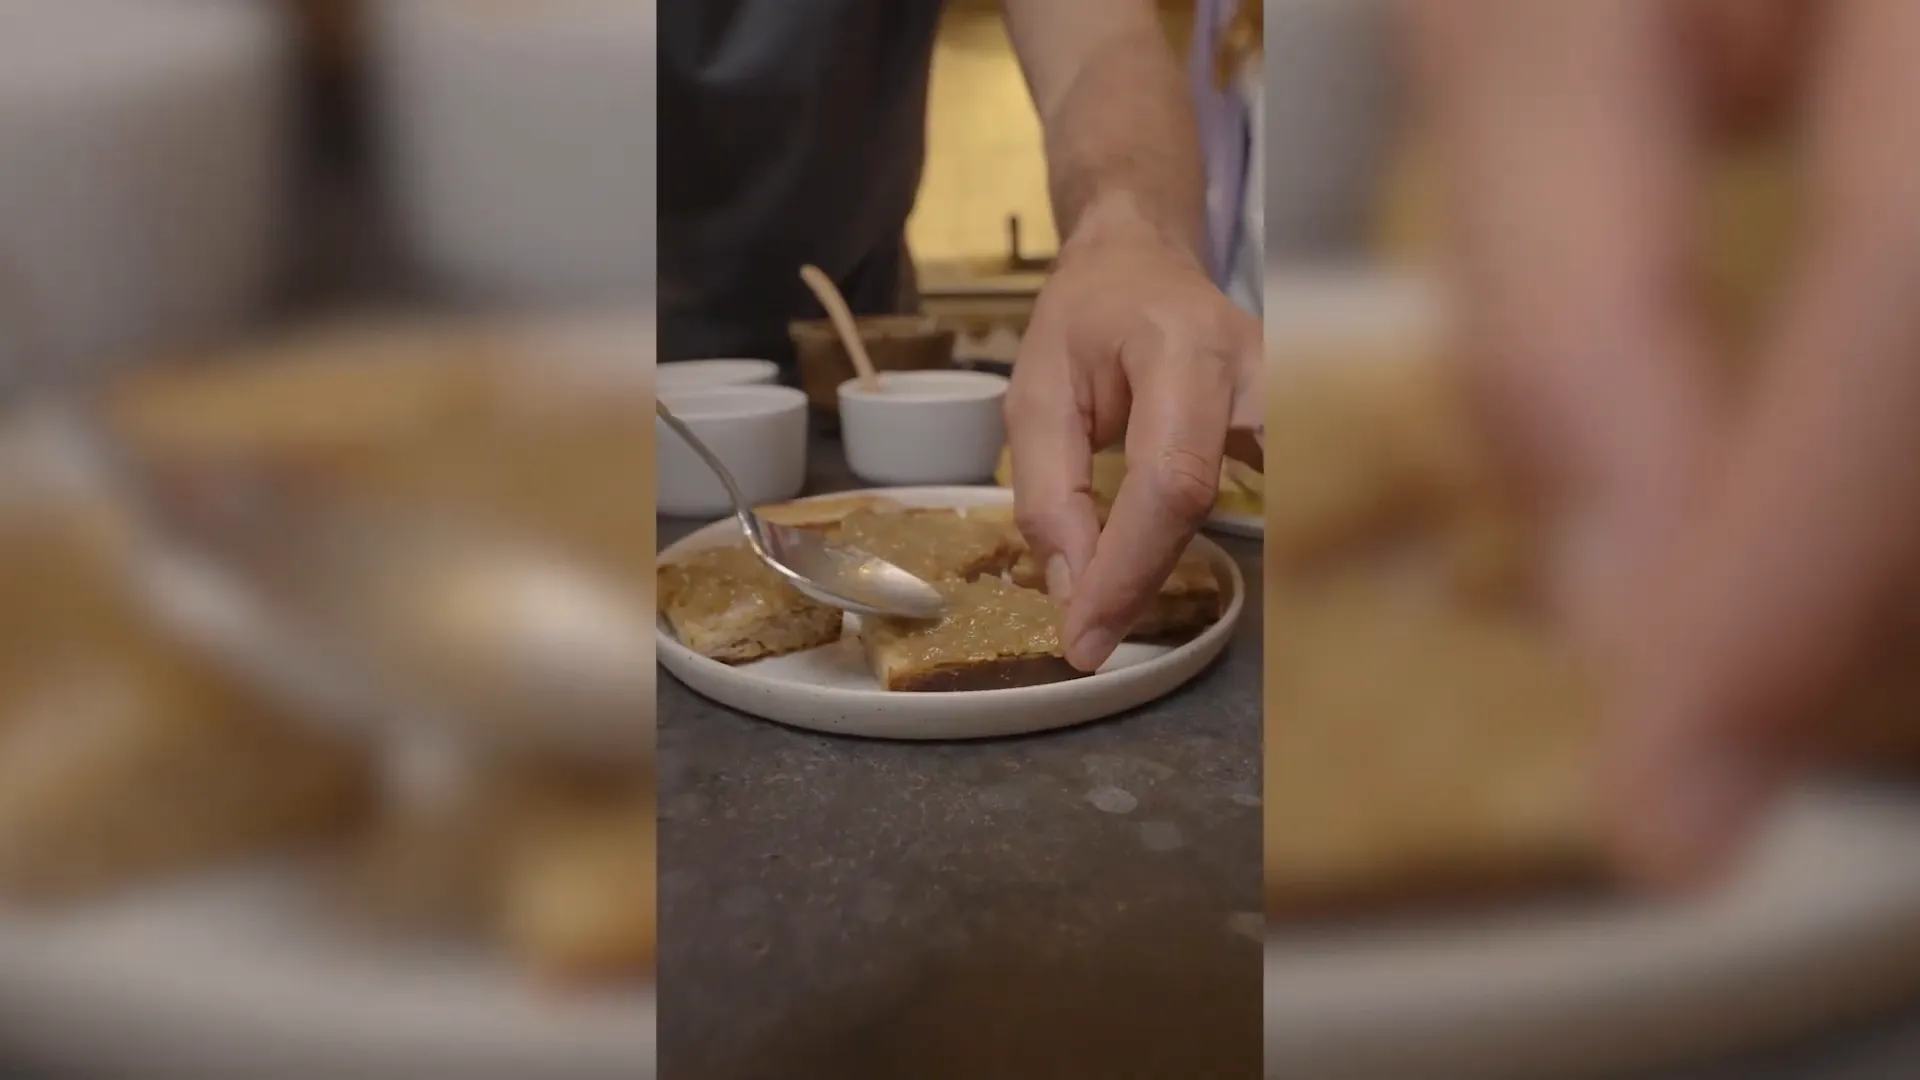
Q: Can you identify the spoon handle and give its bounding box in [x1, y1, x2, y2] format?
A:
[798, 264, 881, 391]
[654, 399, 760, 538]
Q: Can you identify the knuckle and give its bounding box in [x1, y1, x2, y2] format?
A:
[1013, 502, 1055, 545]
[1144, 447, 1220, 522]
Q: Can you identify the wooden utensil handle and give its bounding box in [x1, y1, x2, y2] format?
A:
[798, 265, 881, 391]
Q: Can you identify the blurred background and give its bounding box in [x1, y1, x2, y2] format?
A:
[0, 1, 657, 1078]
[1261, 2, 1920, 1079]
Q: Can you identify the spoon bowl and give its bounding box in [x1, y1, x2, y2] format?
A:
[654, 399, 946, 620]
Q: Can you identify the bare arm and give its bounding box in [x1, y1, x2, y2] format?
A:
[998, 0, 1256, 670]
[1001, 0, 1206, 259]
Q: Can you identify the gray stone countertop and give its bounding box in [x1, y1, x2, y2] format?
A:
[654, 429, 1266, 1079]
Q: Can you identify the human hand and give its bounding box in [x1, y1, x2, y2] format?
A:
[1409, 0, 1920, 887]
[1004, 213, 1262, 672]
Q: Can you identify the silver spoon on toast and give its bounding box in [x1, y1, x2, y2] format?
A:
[655, 399, 945, 620]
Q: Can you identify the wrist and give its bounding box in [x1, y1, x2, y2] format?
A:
[1059, 192, 1206, 272]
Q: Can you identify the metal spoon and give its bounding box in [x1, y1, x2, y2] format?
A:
[0, 267, 656, 764]
[655, 399, 946, 620]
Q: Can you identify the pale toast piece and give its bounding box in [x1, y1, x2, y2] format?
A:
[657, 545, 842, 664]
[1263, 356, 1498, 569]
[343, 763, 654, 985]
[1264, 578, 1602, 915]
[1008, 548, 1045, 591]
[754, 494, 906, 530]
[0, 512, 370, 904]
[836, 508, 1019, 584]
[0, 651, 371, 904]
[997, 444, 1264, 518]
[861, 577, 1085, 692]
[1127, 550, 1226, 642]
[1006, 541, 1223, 643]
[492, 770, 655, 985]
[992, 502, 1112, 594]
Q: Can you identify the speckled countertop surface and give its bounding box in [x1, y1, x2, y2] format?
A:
[654, 431, 1265, 1080]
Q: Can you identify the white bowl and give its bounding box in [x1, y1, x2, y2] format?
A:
[656, 358, 780, 394]
[0, 0, 290, 371]
[655, 385, 807, 518]
[837, 370, 1008, 486]
[366, 0, 656, 303]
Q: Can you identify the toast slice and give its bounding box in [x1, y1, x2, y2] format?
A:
[861, 577, 1085, 692]
[835, 508, 1019, 584]
[0, 652, 371, 904]
[344, 763, 654, 985]
[1263, 356, 1498, 569]
[492, 770, 655, 985]
[0, 510, 370, 904]
[1264, 578, 1602, 915]
[657, 544, 842, 663]
[754, 494, 905, 531]
[1127, 551, 1226, 642]
[1006, 541, 1223, 643]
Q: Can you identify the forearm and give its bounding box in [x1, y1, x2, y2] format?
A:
[1002, 0, 1206, 260]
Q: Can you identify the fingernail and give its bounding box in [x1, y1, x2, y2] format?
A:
[1067, 626, 1121, 673]
[1045, 554, 1073, 602]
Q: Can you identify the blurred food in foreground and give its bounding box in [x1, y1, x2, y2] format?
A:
[1262, 288, 1920, 916]
[1261, 347, 1598, 913]
[0, 319, 656, 987]
[0, 477, 370, 903]
[351, 761, 655, 987]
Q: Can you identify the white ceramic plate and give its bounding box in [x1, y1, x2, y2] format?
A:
[0, 864, 655, 1080]
[656, 487, 1245, 740]
[1205, 510, 1263, 540]
[1265, 784, 1920, 1079]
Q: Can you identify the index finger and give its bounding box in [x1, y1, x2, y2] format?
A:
[1004, 347, 1103, 601]
[1061, 356, 1234, 671]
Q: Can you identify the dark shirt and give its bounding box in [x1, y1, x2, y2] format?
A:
[658, 0, 946, 369]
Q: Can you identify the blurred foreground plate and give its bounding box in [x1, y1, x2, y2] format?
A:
[1265, 784, 1920, 1078]
[0, 863, 655, 1080]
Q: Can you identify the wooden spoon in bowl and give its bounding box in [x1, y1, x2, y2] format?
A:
[799, 264, 882, 393]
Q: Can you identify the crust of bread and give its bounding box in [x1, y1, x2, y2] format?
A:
[1127, 552, 1224, 642]
[656, 545, 842, 663]
[754, 494, 906, 530]
[869, 654, 1084, 693]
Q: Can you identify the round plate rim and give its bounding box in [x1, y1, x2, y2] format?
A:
[1204, 510, 1263, 539]
[655, 486, 1246, 740]
[1261, 785, 1920, 1078]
